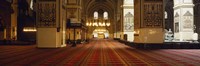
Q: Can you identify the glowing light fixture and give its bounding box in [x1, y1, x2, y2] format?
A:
[23, 27, 37, 32]
[86, 18, 110, 27]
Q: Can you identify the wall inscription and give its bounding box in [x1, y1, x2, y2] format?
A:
[143, 0, 163, 28]
[37, 2, 56, 27]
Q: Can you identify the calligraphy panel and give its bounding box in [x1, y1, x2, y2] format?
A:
[142, 0, 163, 28]
[37, 2, 56, 28]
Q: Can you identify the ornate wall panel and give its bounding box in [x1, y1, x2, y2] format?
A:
[183, 11, 193, 29]
[142, 0, 163, 28]
[37, 1, 56, 28]
[124, 12, 134, 32]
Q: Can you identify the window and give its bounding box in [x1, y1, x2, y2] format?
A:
[103, 12, 108, 19]
[165, 11, 167, 19]
[30, 0, 33, 10]
[94, 11, 98, 19]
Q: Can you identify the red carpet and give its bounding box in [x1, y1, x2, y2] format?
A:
[0, 39, 200, 66]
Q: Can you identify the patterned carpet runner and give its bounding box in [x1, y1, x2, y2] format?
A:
[0, 39, 200, 66]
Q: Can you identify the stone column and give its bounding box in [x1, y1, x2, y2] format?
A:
[36, 0, 66, 48]
[134, 0, 164, 43]
[173, 0, 194, 41]
[123, 0, 134, 42]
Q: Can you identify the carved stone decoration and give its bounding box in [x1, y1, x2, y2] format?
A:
[143, 0, 163, 28]
[37, 2, 56, 27]
[124, 12, 134, 32]
[134, 0, 164, 43]
[183, 11, 193, 29]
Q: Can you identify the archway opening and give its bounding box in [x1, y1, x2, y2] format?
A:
[92, 28, 109, 39]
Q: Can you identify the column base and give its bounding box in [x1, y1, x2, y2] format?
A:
[37, 28, 62, 48]
[124, 32, 134, 42]
[134, 28, 164, 44]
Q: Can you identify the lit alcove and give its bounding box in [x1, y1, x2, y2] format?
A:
[92, 28, 109, 39]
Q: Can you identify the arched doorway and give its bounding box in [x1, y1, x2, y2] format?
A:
[92, 28, 109, 39]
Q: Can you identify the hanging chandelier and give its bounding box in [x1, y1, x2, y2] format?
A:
[86, 18, 110, 27]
